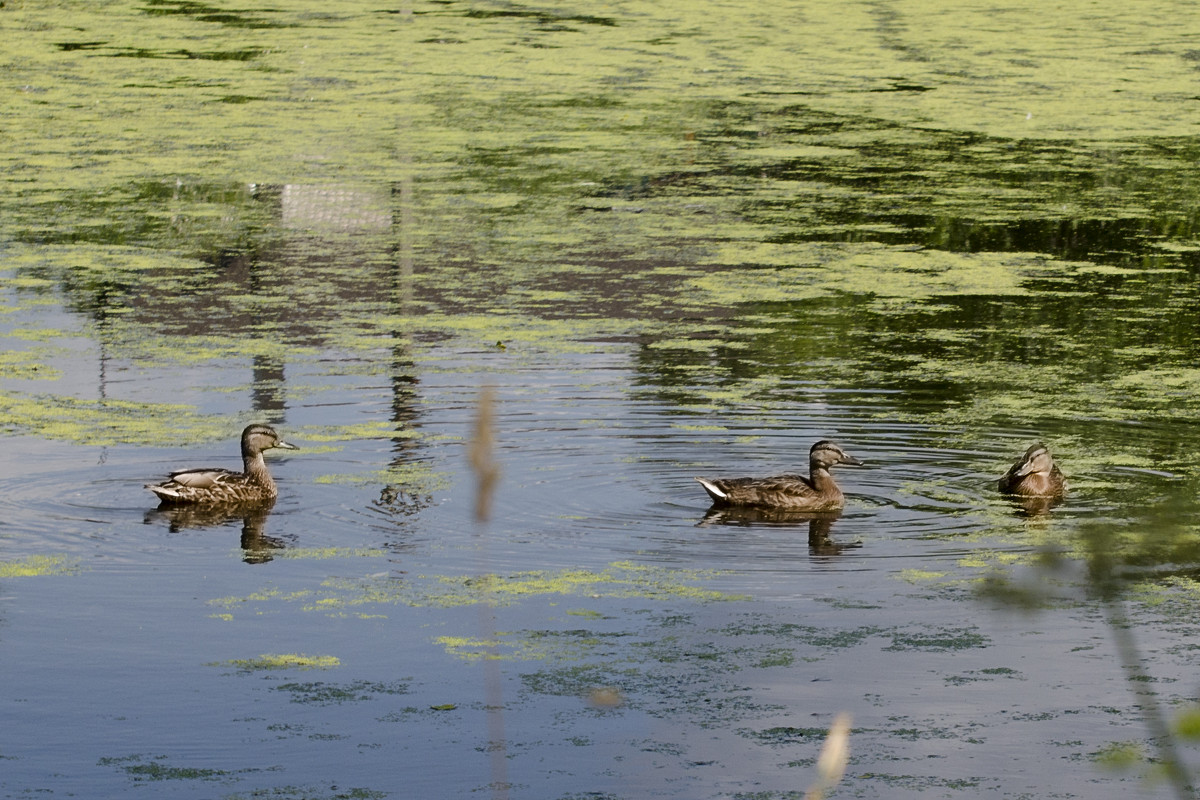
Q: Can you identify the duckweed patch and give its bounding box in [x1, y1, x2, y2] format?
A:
[434, 629, 628, 662]
[273, 548, 388, 561]
[208, 563, 741, 620]
[885, 627, 990, 652]
[956, 550, 1028, 570]
[0, 553, 80, 578]
[689, 246, 1037, 309]
[223, 787, 387, 800]
[739, 726, 835, 747]
[0, 392, 213, 446]
[508, 612, 950, 728]
[857, 773, 988, 791]
[6, 5, 1200, 431]
[274, 680, 409, 706]
[304, 577, 408, 616]
[97, 754, 246, 782]
[753, 648, 795, 669]
[435, 611, 894, 670]
[897, 568, 950, 583]
[214, 654, 341, 672]
[945, 667, 1023, 686]
[208, 587, 315, 610]
[718, 618, 886, 650]
[564, 608, 608, 619]
[518, 664, 639, 700]
[425, 562, 744, 607]
[0, 350, 63, 381]
[1132, 576, 1200, 612]
[313, 463, 450, 495]
[523, 657, 787, 724]
[299, 420, 422, 443]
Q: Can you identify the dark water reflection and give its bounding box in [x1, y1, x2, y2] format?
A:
[697, 508, 864, 557]
[145, 500, 286, 564]
[1002, 492, 1065, 518]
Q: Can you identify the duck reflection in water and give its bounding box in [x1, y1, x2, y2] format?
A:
[144, 501, 288, 564]
[697, 507, 863, 555]
[998, 442, 1066, 516]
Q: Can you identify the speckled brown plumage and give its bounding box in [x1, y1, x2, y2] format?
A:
[998, 442, 1066, 498]
[695, 440, 862, 511]
[146, 424, 298, 505]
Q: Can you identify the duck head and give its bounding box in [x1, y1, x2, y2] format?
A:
[241, 424, 299, 456]
[810, 440, 863, 469]
[1012, 442, 1055, 477]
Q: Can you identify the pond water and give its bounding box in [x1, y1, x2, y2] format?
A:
[5, 2, 1200, 798]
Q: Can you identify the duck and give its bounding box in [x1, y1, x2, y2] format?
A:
[146, 423, 298, 505]
[694, 440, 863, 511]
[997, 442, 1066, 498]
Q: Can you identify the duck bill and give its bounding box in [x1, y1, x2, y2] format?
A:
[841, 454, 863, 466]
[1015, 447, 1050, 477]
[1014, 455, 1048, 477]
[276, 440, 299, 450]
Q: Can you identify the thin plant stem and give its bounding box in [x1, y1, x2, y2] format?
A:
[469, 387, 508, 800]
[1104, 597, 1194, 799]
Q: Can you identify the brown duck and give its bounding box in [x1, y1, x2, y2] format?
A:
[146, 424, 298, 505]
[998, 442, 1066, 497]
[695, 440, 863, 511]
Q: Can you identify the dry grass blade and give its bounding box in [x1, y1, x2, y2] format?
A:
[468, 386, 501, 523]
[805, 712, 852, 800]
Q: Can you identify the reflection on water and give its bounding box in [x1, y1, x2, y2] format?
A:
[145, 500, 286, 564]
[1003, 493, 1065, 518]
[697, 507, 864, 557]
[279, 184, 391, 233]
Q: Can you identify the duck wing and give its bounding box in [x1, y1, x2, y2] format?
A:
[999, 466, 1066, 497]
[164, 467, 243, 489]
[998, 458, 1067, 497]
[696, 474, 817, 505]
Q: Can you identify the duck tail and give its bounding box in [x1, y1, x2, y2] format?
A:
[694, 477, 728, 502]
[146, 483, 179, 501]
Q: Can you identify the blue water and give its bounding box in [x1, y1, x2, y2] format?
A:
[0, 339, 1190, 799]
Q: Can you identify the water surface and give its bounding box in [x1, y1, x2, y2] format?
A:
[4, 2, 1200, 798]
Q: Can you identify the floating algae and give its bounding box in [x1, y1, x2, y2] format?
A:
[212, 654, 342, 672]
[0, 553, 80, 578]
